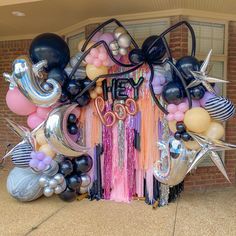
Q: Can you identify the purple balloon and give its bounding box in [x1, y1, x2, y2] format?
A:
[43, 156, 52, 165]
[99, 33, 115, 45]
[192, 99, 201, 108]
[92, 31, 103, 42]
[37, 161, 46, 171]
[29, 158, 39, 168]
[30, 151, 37, 159]
[200, 92, 216, 107]
[37, 152, 45, 161]
[154, 85, 163, 95]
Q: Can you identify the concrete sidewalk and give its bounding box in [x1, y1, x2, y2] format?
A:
[0, 167, 236, 236]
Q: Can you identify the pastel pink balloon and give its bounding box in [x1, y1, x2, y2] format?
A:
[98, 46, 106, 53]
[90, 48, 99, 58]
[98, 52, 108, 61]
[103, 59, 111, 67]
[174, 111, 185, 122]
[85, 55, 94, 64]
[27, 113, 44, 129]
[167, 104, 178, 114]
[99, 32, 115, 45]
[6, 88, 37, 116]
[36, 107, 51, 119]
[154, 85, 163, 95]
[167, 113, 175, 121]
[92, 31, 103, 42]
[94, 58, 102, 67]
[178, 103, 189, 113]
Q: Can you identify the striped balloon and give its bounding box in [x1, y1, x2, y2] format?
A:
[204, 96, 235, 121]
[11, 142, 33, 168]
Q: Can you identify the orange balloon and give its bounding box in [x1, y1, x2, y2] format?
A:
[184, 140, 200, 150]
[203, 121, 225, 140]
[39, 144, 56, 158]
[89, 91, 97, 99]
[86, 64, 108, 80]
[168, 120, 177, 133]
[95, 86, 103, 95]
[184, 107, 211, 133]
[35, 129, 47, 146]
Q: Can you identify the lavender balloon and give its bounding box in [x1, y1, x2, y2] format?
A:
[200, 92, 216, 107]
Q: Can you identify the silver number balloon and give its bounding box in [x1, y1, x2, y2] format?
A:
[153, 137, 189, 186]
[3, 56, 61, 107]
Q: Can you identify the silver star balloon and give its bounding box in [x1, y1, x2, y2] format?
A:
[2, 119, 44, 160]
[187, 49, 228, 93]
[187, 132, 236, 182]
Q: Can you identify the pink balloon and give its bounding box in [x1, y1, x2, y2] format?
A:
[27, 113, 44, 129]
[200, 92, 216, 107]
[94, 58, 102, 67]
[36, 107, 51, 119]
[90, 48, 99, 58]
[99, 32, 115, 45]
[92, 31, 103, 42]
[98, 52, 108, 61]
[6, 88, 37, 116]
[154, 85, 163, 95]
[85, 54, 94, 64]
[98, 46, 106, 53]
[178, 103, 189, 113]
[174, 111, 185, 122]
[167, 113, 175, 121]
[167, 104, 178, 114]
[103, 59, 111, 67]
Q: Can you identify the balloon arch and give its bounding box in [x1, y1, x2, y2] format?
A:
[2, 18, 235, 206]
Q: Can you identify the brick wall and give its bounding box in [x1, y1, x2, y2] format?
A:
[0, 40, 31, 160]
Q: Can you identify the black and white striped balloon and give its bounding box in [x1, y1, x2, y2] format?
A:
[11, 142, 33, 168]
[204, 96, 235, 121]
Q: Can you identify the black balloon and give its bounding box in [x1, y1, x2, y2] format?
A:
[48, 68, 68, 86]
[68, 114, 77, 124]
[76, 92, 91, 107]
[67, 174, 82, 190]
[142, 35, 166, 64]
[162, 81, 186, 105]
[72, 155, 93, 174]
[66, 79, 82, 96]
[29, 33, 70, 71]
[176, 122, 186, 133]
[190, 85, 205, 100]
[182, 132, 191, 142]
[59, 187, 77, 202]
[59, 160, 73, 177]
[129, 49, 145, 64]
[176, 56, 200, 80]
[81, 77, 96, 90]
[60, 90, 69, 103]
[67, 124, 78, 135]
[174, 132, 182, 140]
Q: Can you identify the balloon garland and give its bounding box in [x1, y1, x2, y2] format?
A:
[2, 18, 236, 207]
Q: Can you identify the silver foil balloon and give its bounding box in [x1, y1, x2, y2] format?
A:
[54, 173, 64, 184]
[81, 174, 91, 187]
[153, 137, 189, 186]
[3, 56, 61, 107]
[114, 27, 127, 40]
[43, 187, 54, 197]
[117, 33, 131, 48]
[44, 104, 89, 157]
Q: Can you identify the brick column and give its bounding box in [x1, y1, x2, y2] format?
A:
[0, 40, 31, 158]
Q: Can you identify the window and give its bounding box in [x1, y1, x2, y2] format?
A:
[188, 20, 228, 166]
[67, 32, 85, 56]
[104, 18, 170, 46]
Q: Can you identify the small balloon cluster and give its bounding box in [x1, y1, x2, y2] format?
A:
[2, 18, 236, 208]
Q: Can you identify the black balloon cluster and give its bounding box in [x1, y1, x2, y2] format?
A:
[58, 155, 93, 202]
[67, 113, 78, 135]
[174, 122, 191, 142]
